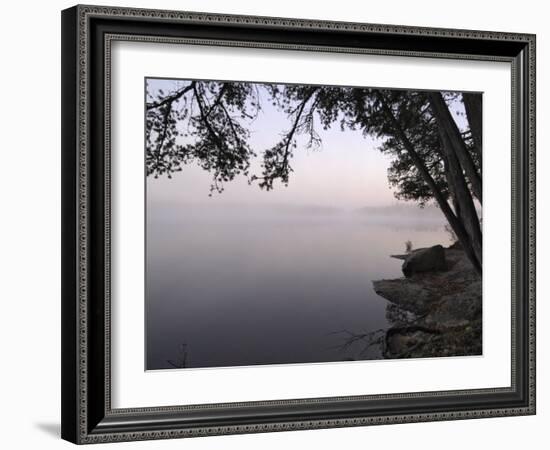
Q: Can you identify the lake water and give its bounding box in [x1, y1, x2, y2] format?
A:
[145, 205, 451, 370]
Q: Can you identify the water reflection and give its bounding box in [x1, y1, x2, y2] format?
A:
[146, 205, 450, 370]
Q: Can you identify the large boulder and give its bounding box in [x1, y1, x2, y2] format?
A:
[402, 245, 447, 277]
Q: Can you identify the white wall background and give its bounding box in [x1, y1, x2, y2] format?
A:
[0, 0, 545, 448]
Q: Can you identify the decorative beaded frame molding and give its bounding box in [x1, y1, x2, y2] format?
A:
[61, 4, 536, 445]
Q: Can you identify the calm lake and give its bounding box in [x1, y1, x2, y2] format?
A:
[146, 204, 451, 370]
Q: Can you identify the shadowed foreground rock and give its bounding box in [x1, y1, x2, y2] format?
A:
[373, 246, 481, 358]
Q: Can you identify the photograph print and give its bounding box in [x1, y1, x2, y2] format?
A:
[145, 78, 483, 370]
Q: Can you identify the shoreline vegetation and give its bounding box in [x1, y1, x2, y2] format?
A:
[373, 243, 482, 359]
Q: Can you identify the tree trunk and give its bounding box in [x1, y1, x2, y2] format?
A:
[437, 125, 483, 268]
[377, 93, 482, 274]
[443, 155, 461, 219]
[462, 92, 483, 165]
[428, 92, 482, 204]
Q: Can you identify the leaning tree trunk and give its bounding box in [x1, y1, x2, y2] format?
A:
[437, 125, 483, 269]
[442, 155, 461, 220]
[462, 92, 483, 166]
[377, 93, 482, 274]
[428, 92, 482, 204]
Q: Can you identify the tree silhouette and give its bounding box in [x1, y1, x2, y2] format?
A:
[146, 80, 482, 273]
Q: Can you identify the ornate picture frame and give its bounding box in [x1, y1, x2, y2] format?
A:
[61, 4, 536, 444]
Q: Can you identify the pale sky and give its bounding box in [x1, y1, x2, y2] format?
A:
[146, 79, 465, 210]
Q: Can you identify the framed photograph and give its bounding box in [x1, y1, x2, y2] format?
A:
[61, 4, 536, 444]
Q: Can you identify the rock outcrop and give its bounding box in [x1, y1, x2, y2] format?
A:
[373, 246, 481, 359]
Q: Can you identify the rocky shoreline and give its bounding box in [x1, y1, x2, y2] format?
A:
[373, 245, 482, 359]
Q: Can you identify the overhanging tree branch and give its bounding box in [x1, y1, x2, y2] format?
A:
[146, 82, 195, 110]
[254, 88, 318, 189]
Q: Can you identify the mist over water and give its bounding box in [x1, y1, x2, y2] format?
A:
[146, 203, 451, 370]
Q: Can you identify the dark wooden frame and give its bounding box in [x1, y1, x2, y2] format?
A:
[61, 4, 536, 444]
